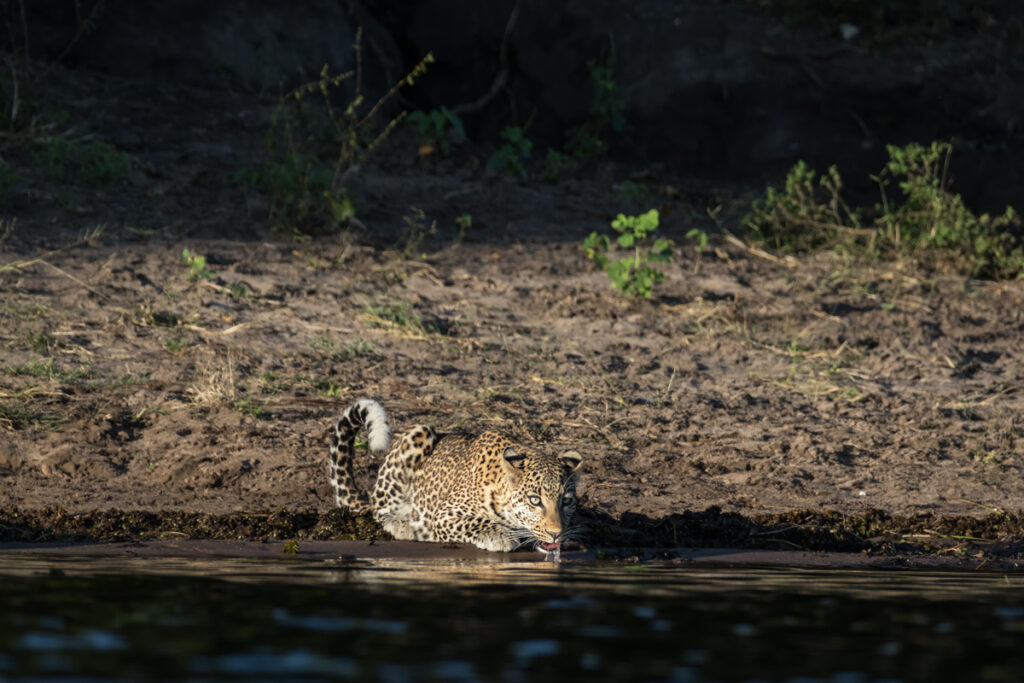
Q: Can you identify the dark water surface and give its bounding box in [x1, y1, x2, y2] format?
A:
[0, 553, 1022, 682]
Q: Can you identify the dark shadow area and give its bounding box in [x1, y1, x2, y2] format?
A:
[0, 1, 1022, 247]
[2, 505, 1022, 564]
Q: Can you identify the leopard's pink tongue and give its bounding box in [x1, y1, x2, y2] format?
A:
[540, 542, 561, 552]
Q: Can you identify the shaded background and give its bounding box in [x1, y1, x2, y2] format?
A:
[7, 0, 1024, 223]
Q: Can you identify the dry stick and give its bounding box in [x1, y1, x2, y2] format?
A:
[657, 367, 677, 408]
[723, 232, 789, 265]
[4, 57, 18, 125]
[450, 0, 522, 116]
[0, 227, 102, 272]
[356, 51, 434, 130]
[184, 322, 253, 336]
[38, 260, 107, 300]
[959, 499, 1006, 515]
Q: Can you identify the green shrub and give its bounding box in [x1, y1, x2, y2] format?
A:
[32, 138, 130, 188]
[244, 29, 433, 236]
[743, 142, 1023, 278]
[539, 149, 574, 183]
[583, 209, 674, 297]
[743, 161, 862, 252]
[487, 126, 533, 179]
[406, 107, 465, 155]
[182, 248, 215, 281]
[541, 39, 627, 182]
[875, 142, 1018, 253]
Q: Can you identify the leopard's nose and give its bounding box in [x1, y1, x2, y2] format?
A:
[545, 528, 562, 541]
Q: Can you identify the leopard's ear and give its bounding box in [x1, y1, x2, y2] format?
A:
[502, 447, 528, 471]
[560, 450, 583, 473]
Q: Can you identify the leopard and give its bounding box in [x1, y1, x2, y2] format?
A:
[326, 398, 583, 553]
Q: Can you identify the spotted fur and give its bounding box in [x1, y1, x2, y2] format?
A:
[327, 399, 583, 552]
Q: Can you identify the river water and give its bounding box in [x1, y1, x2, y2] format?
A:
[0, 553, 1022, 682]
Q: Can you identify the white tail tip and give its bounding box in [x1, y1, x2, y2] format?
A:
[355, 399, 391, 453]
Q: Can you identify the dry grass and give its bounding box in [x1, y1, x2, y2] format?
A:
[187, 350, 239, 406]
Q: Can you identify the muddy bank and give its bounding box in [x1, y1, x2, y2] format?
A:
[2, 506, 1021, 569]
[2, 234, 1023, 523]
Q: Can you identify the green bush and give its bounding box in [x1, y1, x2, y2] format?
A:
[406, 107, 465, 155]
[244, 29, 433, 236]
[32, 138, 130, 188]
[743, 142, 1023, 278]
[583, 209, 674, 297]
[487, 126, 533, 179]
[541, 39, 627, 182]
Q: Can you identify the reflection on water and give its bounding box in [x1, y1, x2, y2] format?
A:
[0, 553, 1021, 682]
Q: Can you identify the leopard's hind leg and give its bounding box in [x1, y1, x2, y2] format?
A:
[328, 399, 391, 513]
[372, 425, 436, 539]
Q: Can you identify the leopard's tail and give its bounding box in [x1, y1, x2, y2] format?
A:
[328, 399, 392, 511]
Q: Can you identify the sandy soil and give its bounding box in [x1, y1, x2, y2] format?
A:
[1, 64, 1022, 532]
[2, 204, 1022, 522]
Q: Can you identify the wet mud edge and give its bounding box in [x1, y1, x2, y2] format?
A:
[1, 506, 1022, 571]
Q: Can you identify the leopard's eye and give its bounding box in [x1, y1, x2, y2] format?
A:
[562, 493, 576, 506]
[527, 495, 542, 506]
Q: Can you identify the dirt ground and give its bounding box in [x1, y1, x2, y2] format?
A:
[1, 62, 1023, 544]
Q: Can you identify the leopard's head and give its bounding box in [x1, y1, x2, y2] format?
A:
[498, 445, 583, 552]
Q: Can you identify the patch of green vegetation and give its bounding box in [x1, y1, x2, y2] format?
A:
[541, 39, 627, 181]
[0, 401, 34, 430]
[566, 42, 626, 161]
[292, 373, 344, 398]
[308, 335, 334, 351]
[282, 539, 300, 554]
[343, 338, 374, 358]
[181, 248, 250, 297]
[744, 142, 1024, 279]
[743, 160, 856, 252]
[400, 206, 436, 259]
[308, 335, 374, 362]
[19, 331, 60, 356]
[318, 382, 341, 398]
[112, 373, 151, 387]
[364, 301, 433, 334]
[615, 180, 651, 206]
[487, 125, 533, 179]
[2, 302, 49, 321]
[583, 209, 674, 298]
[239, 152, 354, 235]
[241, 30, 434, 236]
[2, 359, 90, 383]
[233, 398, 263, 418]
[406, 107, 465, 155]
[685, 228, 709, 251]
[164, 334, 188, 353]
[181, 248, 215, 281]
[31, 138, 130, 188]
[539, 149, 574, 183]
[257, 371, 287, 396]
[0, 400, 65, 432]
